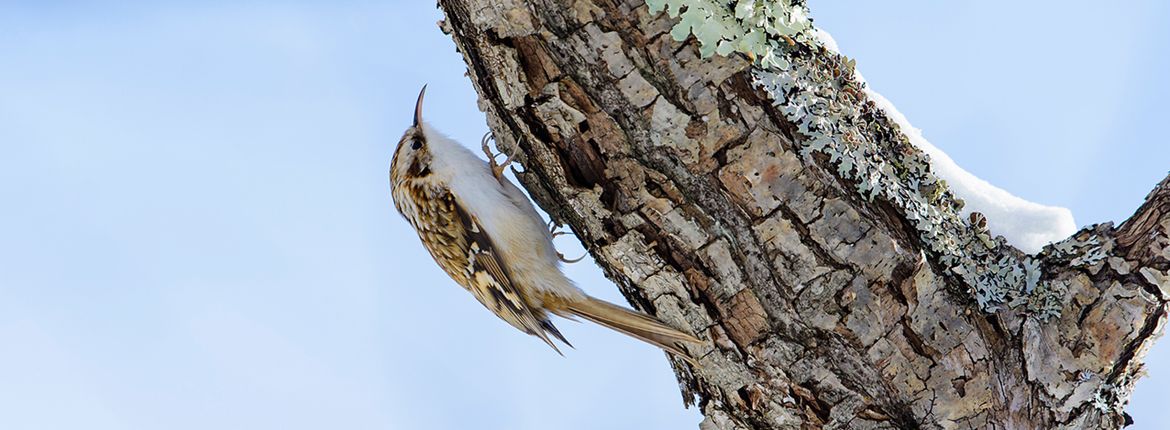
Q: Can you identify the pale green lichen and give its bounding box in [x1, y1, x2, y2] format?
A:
[646, 0, 1070, 320]
[646, 0, 812, 69]
[1048, 234, 1108, 269]
[1092, 372, 1137, 414]
[752, 51, 1054, 316]
[1024, 278, 1067, 321]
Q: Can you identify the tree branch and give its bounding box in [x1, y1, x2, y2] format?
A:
[436, 0, 1169, 427]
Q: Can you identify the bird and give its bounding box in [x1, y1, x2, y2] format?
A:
[389, 85, 701, 363]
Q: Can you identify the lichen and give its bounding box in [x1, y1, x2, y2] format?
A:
[645, 0, 1072, 320]
[1092, 372, 1137, 414]
[1024, 278, 1067, 322]
[1046, 234, 1108, 269]
[646, 0, 812, 69]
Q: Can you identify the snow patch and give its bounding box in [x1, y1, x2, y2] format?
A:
[814, 30, 1078, 253]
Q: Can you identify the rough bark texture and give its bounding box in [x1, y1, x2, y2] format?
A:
[435, 1, 1170, 428]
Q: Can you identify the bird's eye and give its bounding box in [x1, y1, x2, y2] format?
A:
[411, 140, 422, 150]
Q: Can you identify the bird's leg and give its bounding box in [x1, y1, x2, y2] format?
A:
[480, 132, 515, 180]
[547, 220, 587, 264]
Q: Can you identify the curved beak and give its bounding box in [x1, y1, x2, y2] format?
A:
[413, 84, 427, 128]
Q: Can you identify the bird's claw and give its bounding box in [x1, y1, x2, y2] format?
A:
[481, 132, 514, 180]
[557, 251, 587, 264]
[547, 220, 587, 264]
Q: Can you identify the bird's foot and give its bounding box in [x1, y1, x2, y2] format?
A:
[548, 220, 587, 264]
[480, 132, 514, 180]
[557, 251, 587, 264]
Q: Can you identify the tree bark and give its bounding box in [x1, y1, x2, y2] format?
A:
[434, 0, 1170, 428]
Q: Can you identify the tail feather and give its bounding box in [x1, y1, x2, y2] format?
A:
[565, 296, 701, 365]
[533, 326, 565, 356]
[540, 319, 573, 349]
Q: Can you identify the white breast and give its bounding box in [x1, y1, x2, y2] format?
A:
[421, 123, 584, 303]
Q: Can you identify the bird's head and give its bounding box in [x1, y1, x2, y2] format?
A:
[390, 85, 435, 186]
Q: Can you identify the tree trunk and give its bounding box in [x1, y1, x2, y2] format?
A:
[435, 0, 1170, 428]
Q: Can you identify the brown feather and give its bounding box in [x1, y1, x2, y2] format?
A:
[562, 296, 701, 365]
[394, 179, 569, 353]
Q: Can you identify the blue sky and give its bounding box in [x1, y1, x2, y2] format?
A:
[0, 1, 1165, 429]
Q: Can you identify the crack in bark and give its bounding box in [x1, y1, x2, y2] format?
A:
[437, 1, 1170, 428]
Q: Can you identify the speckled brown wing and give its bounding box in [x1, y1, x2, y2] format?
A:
[396, 182, 569, 352]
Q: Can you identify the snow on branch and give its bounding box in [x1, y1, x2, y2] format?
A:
[646, 0, 1094, 317]
[813, 30, 1077, 254]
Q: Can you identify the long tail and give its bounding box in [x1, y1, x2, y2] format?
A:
[564, 296, 702, 365]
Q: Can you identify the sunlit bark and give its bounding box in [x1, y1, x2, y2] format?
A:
[437, 0, 1169, 428]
